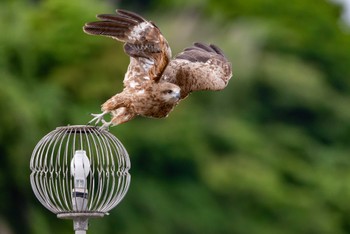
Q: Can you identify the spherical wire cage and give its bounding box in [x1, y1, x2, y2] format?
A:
[30, 125, 131, 233]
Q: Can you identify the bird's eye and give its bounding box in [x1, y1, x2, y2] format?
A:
[163, 90, 173, 94]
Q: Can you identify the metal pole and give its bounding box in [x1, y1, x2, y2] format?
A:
[73, 218, 88, 234]
[75, 231, 86, 234]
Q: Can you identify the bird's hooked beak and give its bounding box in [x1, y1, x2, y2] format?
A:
[168, 89, 181, 103]
[175, 90, 181, 100]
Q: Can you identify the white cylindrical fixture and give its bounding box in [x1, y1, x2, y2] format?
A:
[71, 150, 91, 189]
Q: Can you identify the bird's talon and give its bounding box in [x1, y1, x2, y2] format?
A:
[99, 120, 112, 131]
[88, 111, 108, 126]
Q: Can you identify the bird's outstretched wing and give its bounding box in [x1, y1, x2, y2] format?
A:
[83, 9, 171, 81]
[160, 42, 232, 99]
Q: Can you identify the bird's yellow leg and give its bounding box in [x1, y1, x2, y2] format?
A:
[99, 119, 113, 131]
[88, 110, 109, 126]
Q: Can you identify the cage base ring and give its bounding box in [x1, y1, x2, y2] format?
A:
[57, 212, 106, 219]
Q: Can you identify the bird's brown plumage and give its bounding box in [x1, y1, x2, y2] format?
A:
[83, 9, 232, 129]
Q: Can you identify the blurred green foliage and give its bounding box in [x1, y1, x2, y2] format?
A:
[1, 0, 350, 233]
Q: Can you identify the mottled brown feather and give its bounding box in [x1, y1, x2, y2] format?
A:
[160, 43, 232, 98]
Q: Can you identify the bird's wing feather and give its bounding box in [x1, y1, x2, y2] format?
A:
[160, 42, 232, 99]
[83, 9, 171, 83]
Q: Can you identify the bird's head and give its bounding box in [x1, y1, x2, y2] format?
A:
[157, 82, 181, 103]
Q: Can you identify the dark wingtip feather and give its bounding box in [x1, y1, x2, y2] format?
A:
[96, 14, 138, 25]
[193, 42, 215, 53]
[116, 9, 146, 23]
[176, 53, 198, 62]
[176, 42, 230, 64]
[209, 44, 225, 56]
[83, 22, 126, 37]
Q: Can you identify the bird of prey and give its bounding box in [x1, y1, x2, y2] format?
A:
[83, 9, 232, 129]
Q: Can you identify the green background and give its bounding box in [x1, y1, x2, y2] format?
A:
[1, 0, 350, 233]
